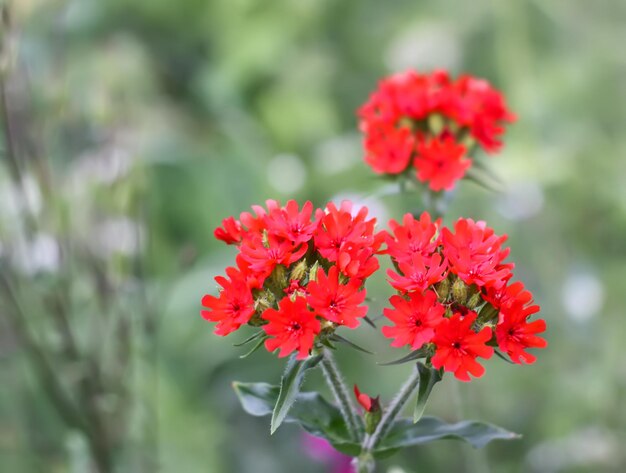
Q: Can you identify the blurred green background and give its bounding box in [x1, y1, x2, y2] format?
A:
[1, 0, 625, 472]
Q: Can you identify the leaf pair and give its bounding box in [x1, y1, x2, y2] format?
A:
[233, 381, 520, 458]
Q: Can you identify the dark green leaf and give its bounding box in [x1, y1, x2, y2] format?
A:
[330, 334, 374, 354]
[233, 330, 265, 347]
[239, 336, 268, 359]
[232, 382, 358, 455]
[413, 363, 442, 423]
[270, 354, 322, 434]
[379, 417, 520, 453]
[494, 349, 514, 364]
[464, 166, 504, 193]
[378, 347, 430, 366]
[363, 315, 377, 329]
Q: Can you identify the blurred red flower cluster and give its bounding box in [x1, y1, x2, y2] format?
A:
[202, 200, 384, 359]
[382, 212, 546, 381]
[358, 70, 515, 191]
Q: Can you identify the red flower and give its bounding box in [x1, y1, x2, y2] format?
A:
[442, 218, 512, 289]
[307, 266, 367, 328]
[358, 69, 514, 188]
[431, 311, 494, 381]
[496, 301, 547, 364]
[239, 234, 307, 279]
[263, 297, 321, 360]
[382, 290, 445, 350]
[363, 124, 415, 174]
[387, 252, 447, 293]
[414, 136, 471, 191]
[214, 216, 243, 245]
[385, 212, 441, 265]
[483, 280, 533, 310]
[265, 200, 318, 245]
[201, 267, 255, 336]
[354, 385, 380, 412]
[314, 201, 383, 278]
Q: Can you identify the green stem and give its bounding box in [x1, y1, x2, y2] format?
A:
[319, 348, 363, 441]
[363, 364, 420, 452]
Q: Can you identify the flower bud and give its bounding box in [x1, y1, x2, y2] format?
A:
[354, 385, 382, 434]
[435, 277, 451, 300]
[466, 291, 483, 310]
[269, 264, 288, 291]
[477, 302, 499, 324]
[289, 259, 308, 281]
[308, 261, 320, 283]
[451, 278, 468, 305]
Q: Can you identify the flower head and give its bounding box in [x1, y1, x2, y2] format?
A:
[496, 298, 547, 364]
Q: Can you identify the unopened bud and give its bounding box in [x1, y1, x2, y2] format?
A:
[269, 264, 288, 290]
[434, 278, 451, 300]
[451, 278, 468, 305]
[308, 261, 320, 282]
[477, 302, 499, 324]
[428, 113, 445, 135]
[289, 259, 308, 281]
[466, 291, 482, 309]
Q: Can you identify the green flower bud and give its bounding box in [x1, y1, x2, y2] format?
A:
[435, 278, 451, 300]
[451, 278, 468, 305]
[289, 259, 308, 282]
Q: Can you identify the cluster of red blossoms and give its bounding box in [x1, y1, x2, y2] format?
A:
[358, 70, 515, 191]
[202, 200, 384, 359]
[382, 212, 547, 381]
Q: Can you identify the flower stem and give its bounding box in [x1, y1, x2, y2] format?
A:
[363, 364, 420, 452]
[320, 348, 363, 441]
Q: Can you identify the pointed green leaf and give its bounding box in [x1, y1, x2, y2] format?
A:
[378, 347, 431, 366]
[233, 382, 358, 454]
[330, 334, 374, 354]
[494, 349, 514, 364]
[232, 383, 519, 460]
[379, 417, 520, 454]
[233, 330, 265, 347]
[270, 354, 322, 434]
[464, 166, 504, 193]
[413, 363, 442, 423]
[239, 336, 268, 359]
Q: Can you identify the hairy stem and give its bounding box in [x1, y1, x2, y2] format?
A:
[363, 364, 420, 452]
[319, 348, 363, 441]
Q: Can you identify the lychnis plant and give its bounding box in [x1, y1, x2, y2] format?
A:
[201, 70, 547, 472]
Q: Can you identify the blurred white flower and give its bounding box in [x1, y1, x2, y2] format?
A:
[385, 23, 461, 72]
[0, 174, 42, 223]
[561, 271, 604, 322]
[90, 218, 143, 257]
[496, 180, 545, 221]
[70, 142, 133, 188]
[313, 134, 360, 175]
[267, 153, 307, 194]
[11, 233, 60, 275]
[526, 427, 619, 472]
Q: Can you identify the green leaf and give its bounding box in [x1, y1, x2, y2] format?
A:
[379, 417, 520, 453]
[413, 363, 442, 423]
[232, 382, 519, 459]
[239, 335, 268, 359]
[270, 354, 322, 434]
[233, 330, 265, 347]
[330, 334, 374, 354]
[494, 349, 514, 364]
[233, 381, 358, 455]
[464, 165, 504, 193]
[378, 347, 431, 366]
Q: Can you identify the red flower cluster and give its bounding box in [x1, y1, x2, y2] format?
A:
[382, 212, 546, 381]
[358, 70, 515, 191]
[201, 200, 384, 359]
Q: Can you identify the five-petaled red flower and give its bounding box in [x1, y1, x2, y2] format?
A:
[262, 297, 321, 360]
[431, 311, 494, 381]
[382, 290, 445, 350]
[496, 300, 547, 364]
[307, 266, 368, 328]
